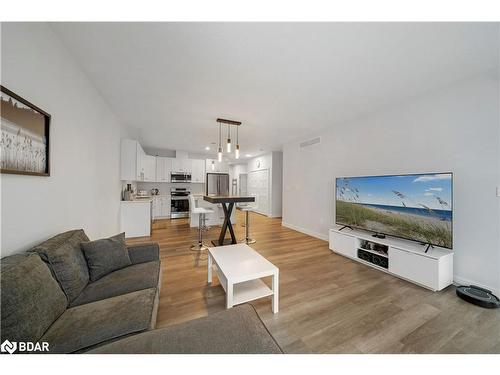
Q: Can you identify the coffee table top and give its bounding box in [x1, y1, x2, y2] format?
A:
[208, 244, 278, 283]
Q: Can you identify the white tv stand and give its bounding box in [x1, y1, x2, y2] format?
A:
[329, 225, 453, 291]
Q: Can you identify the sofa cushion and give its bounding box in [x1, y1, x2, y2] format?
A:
[70, 260, 160, 307]
[127, 243, 160, 264]
[87, 304, 283, 354]
[0, 254, 67, 343]
[81, 233, 131, 282]
[41, 288, 157, 353]
[30, 229, 90, 302]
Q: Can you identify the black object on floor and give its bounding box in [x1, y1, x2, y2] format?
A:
[456, 285, 500, 308]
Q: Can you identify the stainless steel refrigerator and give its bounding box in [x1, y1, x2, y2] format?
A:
[206, 173, 229, 196]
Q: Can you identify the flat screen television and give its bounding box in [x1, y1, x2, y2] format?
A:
[335, 172, 453, 249]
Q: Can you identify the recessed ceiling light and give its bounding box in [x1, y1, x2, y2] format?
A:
[205, 146, 210, 151]
[245, 154, 252, 158]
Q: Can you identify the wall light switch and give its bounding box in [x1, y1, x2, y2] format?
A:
[497, 186, 500, 197]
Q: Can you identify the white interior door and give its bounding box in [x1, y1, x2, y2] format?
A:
[247, 169, 269, 216]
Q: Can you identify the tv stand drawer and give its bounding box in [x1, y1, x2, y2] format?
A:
[389, 247, 438, 289]
[329, 231, 356, 259]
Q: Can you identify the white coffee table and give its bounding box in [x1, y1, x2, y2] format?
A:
[207, 244, 279, 313]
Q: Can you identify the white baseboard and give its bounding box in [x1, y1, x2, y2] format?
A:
[453, 275, 500, 297]
[281, 222, 329, 241]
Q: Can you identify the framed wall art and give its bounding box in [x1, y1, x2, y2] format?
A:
[1, 85, 51, 176]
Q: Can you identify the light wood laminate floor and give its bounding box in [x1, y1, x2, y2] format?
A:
[126, 211, 500, 354]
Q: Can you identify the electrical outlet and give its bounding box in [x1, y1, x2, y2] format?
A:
[497, 186, 500, 197]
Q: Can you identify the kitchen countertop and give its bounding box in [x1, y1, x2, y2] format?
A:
[121, 198, 152, 203]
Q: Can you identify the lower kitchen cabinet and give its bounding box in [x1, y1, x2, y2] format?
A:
[152, 196, 171, 219]
[120, 201, 152, 238]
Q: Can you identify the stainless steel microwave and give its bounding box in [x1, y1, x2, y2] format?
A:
[171, 172, 191, 183]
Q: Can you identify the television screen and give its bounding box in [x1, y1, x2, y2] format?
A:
[335, 173, 453, 249]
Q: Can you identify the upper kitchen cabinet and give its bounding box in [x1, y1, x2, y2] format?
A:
[205, 158, 229, 173]
[171, 158, 192, 173]
[156, 157, 173, 182]
[120, 139, 144, 181]
[120, 139, 156, 181]
[142, 154, 156, 182]
[191, 159, 206, 183]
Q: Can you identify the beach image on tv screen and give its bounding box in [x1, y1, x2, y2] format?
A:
[336, 173, 453, 248]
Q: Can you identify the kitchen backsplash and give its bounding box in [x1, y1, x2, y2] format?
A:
[135, 181, 205, 195]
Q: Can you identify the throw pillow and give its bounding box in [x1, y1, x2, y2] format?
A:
[30, 229, 90, 303]
[81, 233, 131, 282]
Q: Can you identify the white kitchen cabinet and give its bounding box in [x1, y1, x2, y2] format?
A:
[205, 158, 229, 173]
[120, 201, 151, 237]
[152, 196, 171, 219]
[142, 155, 156, 182]
[121, 139, 148, 181]
[172, 158, 192, 173]
[156, 157, 173, 182]
[152, 197, 161, 218]
[191, 159, 206, 183]
[136, 144, 147, 181]
[162, 197, 171, 217]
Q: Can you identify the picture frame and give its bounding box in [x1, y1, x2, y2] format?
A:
[0, 85, 51, 176]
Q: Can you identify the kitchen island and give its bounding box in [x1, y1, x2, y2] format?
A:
[203, 195, 255, 246]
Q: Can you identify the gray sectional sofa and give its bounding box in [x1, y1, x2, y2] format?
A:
[89, 304, 283, 354]
[1, 229, 161, 353]
[1, 229, 282, 354]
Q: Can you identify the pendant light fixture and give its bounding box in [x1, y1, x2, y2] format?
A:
[235, 125, 240, 159]
[215, 118, 241, 160]
[217, 120, 223, 162]
[227, 124, 232, 153]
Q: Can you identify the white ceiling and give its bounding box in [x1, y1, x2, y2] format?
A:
[51, 22, 499, 159]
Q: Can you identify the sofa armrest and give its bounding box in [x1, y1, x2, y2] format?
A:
[127, 243, 160, 264]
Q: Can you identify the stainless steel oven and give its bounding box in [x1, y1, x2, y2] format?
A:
[170, 188, 190, 218]
[171, 172, 191, 183]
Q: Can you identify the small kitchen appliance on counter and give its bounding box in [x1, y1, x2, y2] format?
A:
[123, 184, 134, 201]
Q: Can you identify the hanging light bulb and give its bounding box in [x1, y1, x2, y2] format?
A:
[218, 121, 223, 162]
[226, 124, 231, 153]
[235, 126, 240, 159]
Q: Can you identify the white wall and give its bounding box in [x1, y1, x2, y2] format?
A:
[1, 23, 127, 256]
[282, 72, 500, 294]
[271, 152, 283, 218]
